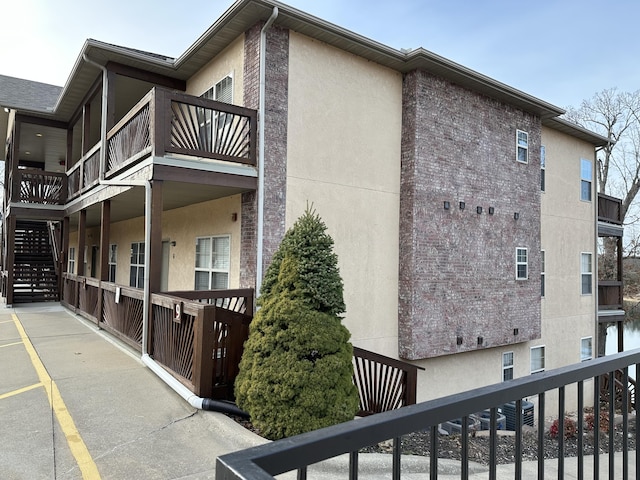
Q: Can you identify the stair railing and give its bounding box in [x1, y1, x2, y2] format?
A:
[47, 221, 61, 276]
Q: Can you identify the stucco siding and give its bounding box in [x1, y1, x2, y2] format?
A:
[286, 31, 402, 354]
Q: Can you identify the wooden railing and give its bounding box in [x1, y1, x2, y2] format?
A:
[598, 280, 623, 310]
[352, 346, 424, 416]
[149, 290, 253, 399]
[67, 144, 101, 201]
[60, 274, 254, 399]
[104, 87, 257, 178]
[598, 193, 622, 225]
[12, 168, 67, 205]
[60, 276, 420, 411]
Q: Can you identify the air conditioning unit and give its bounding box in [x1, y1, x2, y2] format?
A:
[501, 400, 534, 431]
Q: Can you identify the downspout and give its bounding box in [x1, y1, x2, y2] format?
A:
[81, 54, 248, 414]
[256, 6, 279, 295]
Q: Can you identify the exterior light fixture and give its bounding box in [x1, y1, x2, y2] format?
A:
[489, 207, 495, 215]
[459, 201, 465, 210]
[477, 336, 484, 345]
[456, 336, 463, 345]
[513, 328, 519, 336]
[444, 201, 450, 210]
[514, 212, 519, 220]
[476, 206, 482, 214]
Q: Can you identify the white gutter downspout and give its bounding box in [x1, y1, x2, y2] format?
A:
[82, 54, 205, 409]
[256, 6, 279, 296]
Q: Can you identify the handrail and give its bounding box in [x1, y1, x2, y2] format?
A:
[216, 348, 640, 479]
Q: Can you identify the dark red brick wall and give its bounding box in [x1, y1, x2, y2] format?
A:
[240, 23, 289, 290]
[399, 70, 541, 360]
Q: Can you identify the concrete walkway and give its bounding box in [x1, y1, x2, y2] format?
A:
[0, 302, 635, 479]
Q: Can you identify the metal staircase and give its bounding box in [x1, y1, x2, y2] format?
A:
[11, 220, 59, 303]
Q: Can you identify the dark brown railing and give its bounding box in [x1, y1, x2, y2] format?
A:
[598, 193, 622, 225]
[149, 290, 253, 399]
[598, 280, 623, 310]
[60, 276, 420, 411]
[67, 144, 101, 201]
[104, 87, 257, 178]
[14, 169, 67, 205]
[352, 346, 423, 416]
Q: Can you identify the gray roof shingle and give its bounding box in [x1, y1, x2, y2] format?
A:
[0, 74, 62, 112]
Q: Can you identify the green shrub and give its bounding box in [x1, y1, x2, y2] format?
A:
[235, 208, 359, 439]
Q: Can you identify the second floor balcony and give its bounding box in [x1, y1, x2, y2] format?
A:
[6, 87, 257, 208]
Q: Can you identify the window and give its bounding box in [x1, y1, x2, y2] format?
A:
[541, 250, 545, 297]
[516, 247, 528, 280]
[530, 346, 545, 374]
[68, 247, 76, 274]
[516, 130, 528, 163]
[540, 145, 546, 191]
[502, 352, 514, 381]
[199, 75, 234, 152]
[195, 236, 230, 290]
[581, 252, 593, 295]
[581, 337, 593, 362]
[108, 244, 117, 283]
[580, 158, 592, 201]
[130, 242, 145, 288]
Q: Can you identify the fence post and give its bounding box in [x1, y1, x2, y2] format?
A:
[193, 305, 215, 398]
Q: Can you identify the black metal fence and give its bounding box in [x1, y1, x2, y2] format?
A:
[216, 349, 640, 479]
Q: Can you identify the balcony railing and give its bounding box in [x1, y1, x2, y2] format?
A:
[599, 193, 623, 225]
[60, 273, 254, 399]
[11, 168, 67, 205]
[65, 87, 257, 201]
[599, 280, 624, 310]
[217, 349, 640, 480]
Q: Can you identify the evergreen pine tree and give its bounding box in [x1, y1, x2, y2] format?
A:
[235, 207, 359, 440]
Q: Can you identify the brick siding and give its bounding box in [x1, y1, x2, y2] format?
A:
[399, 70, 542, 360]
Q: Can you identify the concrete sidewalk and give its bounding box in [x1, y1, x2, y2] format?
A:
[1, 302, 635, 479]
[0, 303, 266, 479]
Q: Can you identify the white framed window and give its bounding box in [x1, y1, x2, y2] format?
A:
[541, 250, 545, 297]
[581, 252, 593, 295]
[195, 235, 230, 290]
[516, 129, 529, 163]
[581, 337, 593, 362]
[530, 346, 545, 374]
[580, 158, 592, 201]
[108, 244, 117, 283]
[540, 145, 546, 191]
[199, 75, 234, 153]
[130, 242, 145, 288]
[516, 247, 528, 280]
[68, 247, 76, 274]
[503, 352, 514, 381]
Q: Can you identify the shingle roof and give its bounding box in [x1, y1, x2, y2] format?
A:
[0, 74, 62, 113]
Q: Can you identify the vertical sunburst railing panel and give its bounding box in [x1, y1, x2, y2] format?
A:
[166, 93, 256, 166]
[352, 347, 424, 416]
[106, 100, 151, 174]
[100, 284, 144, 350]
[78, 278, 100, 324]
[18, 170, 66, 205]
[151, 302, 195, 387]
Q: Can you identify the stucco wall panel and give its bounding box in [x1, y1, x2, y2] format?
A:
[286, 31, 403, 357]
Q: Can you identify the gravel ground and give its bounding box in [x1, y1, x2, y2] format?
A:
[361, 416, 637, 465]
[230, 411, 637, 466]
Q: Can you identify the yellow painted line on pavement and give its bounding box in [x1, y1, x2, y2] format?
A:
[12, 314, 101, 480]
[0, 382, 43, 400]
[0, 341, 23, 348]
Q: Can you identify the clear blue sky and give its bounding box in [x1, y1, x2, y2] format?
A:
[2, 0, 638, 110]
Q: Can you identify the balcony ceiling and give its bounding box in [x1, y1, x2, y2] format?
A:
[67, 180, 248, 229]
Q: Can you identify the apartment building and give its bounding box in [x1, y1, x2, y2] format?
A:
[0, 0, 618, 405]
